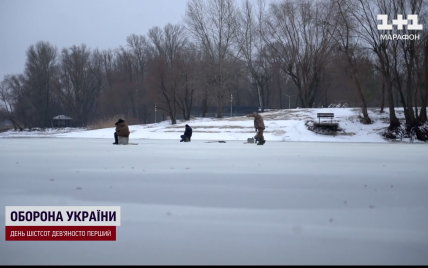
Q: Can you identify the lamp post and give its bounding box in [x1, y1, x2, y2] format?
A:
[230, 93, 233, 117]
[155, 103, 157, 123]
[285, 95, 295, 109]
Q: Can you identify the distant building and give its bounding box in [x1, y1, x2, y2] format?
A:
[52, 115, 73, 128]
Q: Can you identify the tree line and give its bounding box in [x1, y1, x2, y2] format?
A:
[1, 0, 427, 139]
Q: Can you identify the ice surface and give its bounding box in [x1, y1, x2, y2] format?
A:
[1, 138, 427, 265]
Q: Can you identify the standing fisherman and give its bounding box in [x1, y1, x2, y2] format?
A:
[246, 112, 266, 145]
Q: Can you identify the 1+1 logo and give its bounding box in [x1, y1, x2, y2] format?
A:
[377, 14, 423, 40]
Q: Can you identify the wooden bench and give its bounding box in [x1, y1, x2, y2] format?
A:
[314, 113, 339, 134]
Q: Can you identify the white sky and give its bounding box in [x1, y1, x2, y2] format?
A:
[0, 0, 189, 80]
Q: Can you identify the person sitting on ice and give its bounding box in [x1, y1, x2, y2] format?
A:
[113, 118, 130, 145]
[180, 124, 192, 142]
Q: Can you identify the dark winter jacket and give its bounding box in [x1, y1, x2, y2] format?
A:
[184, 125, 192, 137]
[247, 112, 265, 129]
[115, 119, 130, 137]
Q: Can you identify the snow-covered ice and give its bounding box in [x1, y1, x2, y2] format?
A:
[0, 107, 417, 143]
[1, 108, 427, 264]
[1, 135, 427, 265]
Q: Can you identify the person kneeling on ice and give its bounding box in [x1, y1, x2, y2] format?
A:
[246, 112, 266, 145]
[180, 124, 192, 142]
[113, 118, 130, 145]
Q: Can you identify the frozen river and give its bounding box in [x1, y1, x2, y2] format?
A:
[1, 138, 427, 265]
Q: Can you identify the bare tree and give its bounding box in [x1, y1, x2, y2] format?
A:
[419, 34, 428, 123]
[392, 0, 427, 128]
[335, 0, 372, 124]
[126, 34, 151, 122]
[115, 46, 140, 119]
[147, 23, 188, 124]
[193, 52, 211, 117]
[95, 48, 131, 120]
[24, 41, 58, 127]
[175, 43, 201, 120]
[57, 44, 103, 126]
[100, 49, 116, 91]
[235, 0, 272, 111]
[265, 0, 338, 108]
[0, 81, 24, 130]
[349, 0, 400, 129]
[184, 0, 239, 118]
[1, 74, 31, 129]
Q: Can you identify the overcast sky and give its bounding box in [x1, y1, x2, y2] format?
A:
[0, 0, 189, 81]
